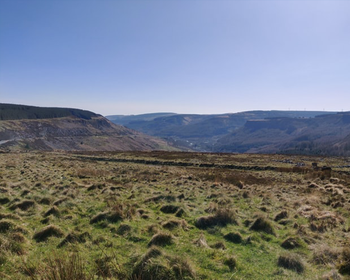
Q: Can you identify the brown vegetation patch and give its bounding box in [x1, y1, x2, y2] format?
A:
[116, 224, 132, 236]
[193, 233, 209, 248]
[33, 225, 64, 242]
[274, 210, 288, 222]
[281, 237, 303, 249]
[277, 253, 305, 273]
[160, 204, 181, 214]
[148, 232, 174, 247]
[0, 219, 16, 233]
[0, 197, 10, 205]
[58, 232, 90, 248]
[195, 208, 237, 229]
[9, 199, 35, 211]
[249, 216, 275, 235]
[44, 206, 60, 217]
[224, 232, 243, 244]
[162, 219, 188, 230]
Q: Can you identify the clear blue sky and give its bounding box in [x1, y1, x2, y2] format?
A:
[1, 0, 349, 115]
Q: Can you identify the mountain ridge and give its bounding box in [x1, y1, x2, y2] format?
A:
[0, 104, 174, 152]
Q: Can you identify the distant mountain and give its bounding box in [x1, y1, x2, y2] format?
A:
[107, 112, 176, 126]
[0, 104, 174, 152]
[214, 112, 350, 156]
[107, 110, 335, 152]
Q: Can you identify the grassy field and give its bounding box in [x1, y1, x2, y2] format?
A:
[1, 151, 350, 279]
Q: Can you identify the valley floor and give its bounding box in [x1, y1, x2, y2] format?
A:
[1, 151, 350, 279]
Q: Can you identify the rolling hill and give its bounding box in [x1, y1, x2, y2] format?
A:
[107, 110, 339, 153]
[0, 104, 173, 152]
[214, 112, 350, 156]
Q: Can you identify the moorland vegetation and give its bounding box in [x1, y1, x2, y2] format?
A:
[1, 151, 350, 279]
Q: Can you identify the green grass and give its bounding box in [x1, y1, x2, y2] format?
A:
[0, 151, 349, 279]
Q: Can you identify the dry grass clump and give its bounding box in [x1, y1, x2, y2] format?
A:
[24, 252, 94, 280]
[277, 252, 305, 274]
[116, 224, 132, 236]
[224, 232, 243, 244]
[281, 237, 303, 250]
[38, 197, 52, 205]
[160, 204, 181, 214]
[44, 206, 60, 217]
[90, 204, 136, 224]
[33, 225, 64, 242]
[193, 233, 209, 248]
[131, 246, 195, 280]
[0, 213, 21, 220]
[195, 208, 237, 229]
[0, 219, 17, 233]
[312, 245, 340, 265]
[9, 199, 35, 211]
[0, 197, 10, 205]
[162, 219, 188, 230]
[210, 241, 226, 250]
[338, 248, 350, 275]
[58, 231, 90, 248]
[148, 232, 174, 247]
[322, 269, 343, 280]
[274, 210, 288, 222]
[224, 256, 237, 271]
[249, 215, 275, 235]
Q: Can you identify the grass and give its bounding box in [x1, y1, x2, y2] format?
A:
[0, 151, 350, 279]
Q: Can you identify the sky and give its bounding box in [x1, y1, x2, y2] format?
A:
[0, 0, 349, 116]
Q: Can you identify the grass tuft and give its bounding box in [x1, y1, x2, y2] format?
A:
[277, 252, 305, 274]
[33, 225, 64, 242]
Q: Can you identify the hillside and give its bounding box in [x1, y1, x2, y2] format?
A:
[0, 103, 98, 120]
[214, 112, 350, 156]
[107, 111, 336, 152]
[0, 104, 173, 152]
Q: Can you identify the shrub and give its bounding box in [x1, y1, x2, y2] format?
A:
[277, 253, 305, 273]
[33, 225, 64, 242]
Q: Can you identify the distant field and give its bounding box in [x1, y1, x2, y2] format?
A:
[1, 151, 350, 279]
